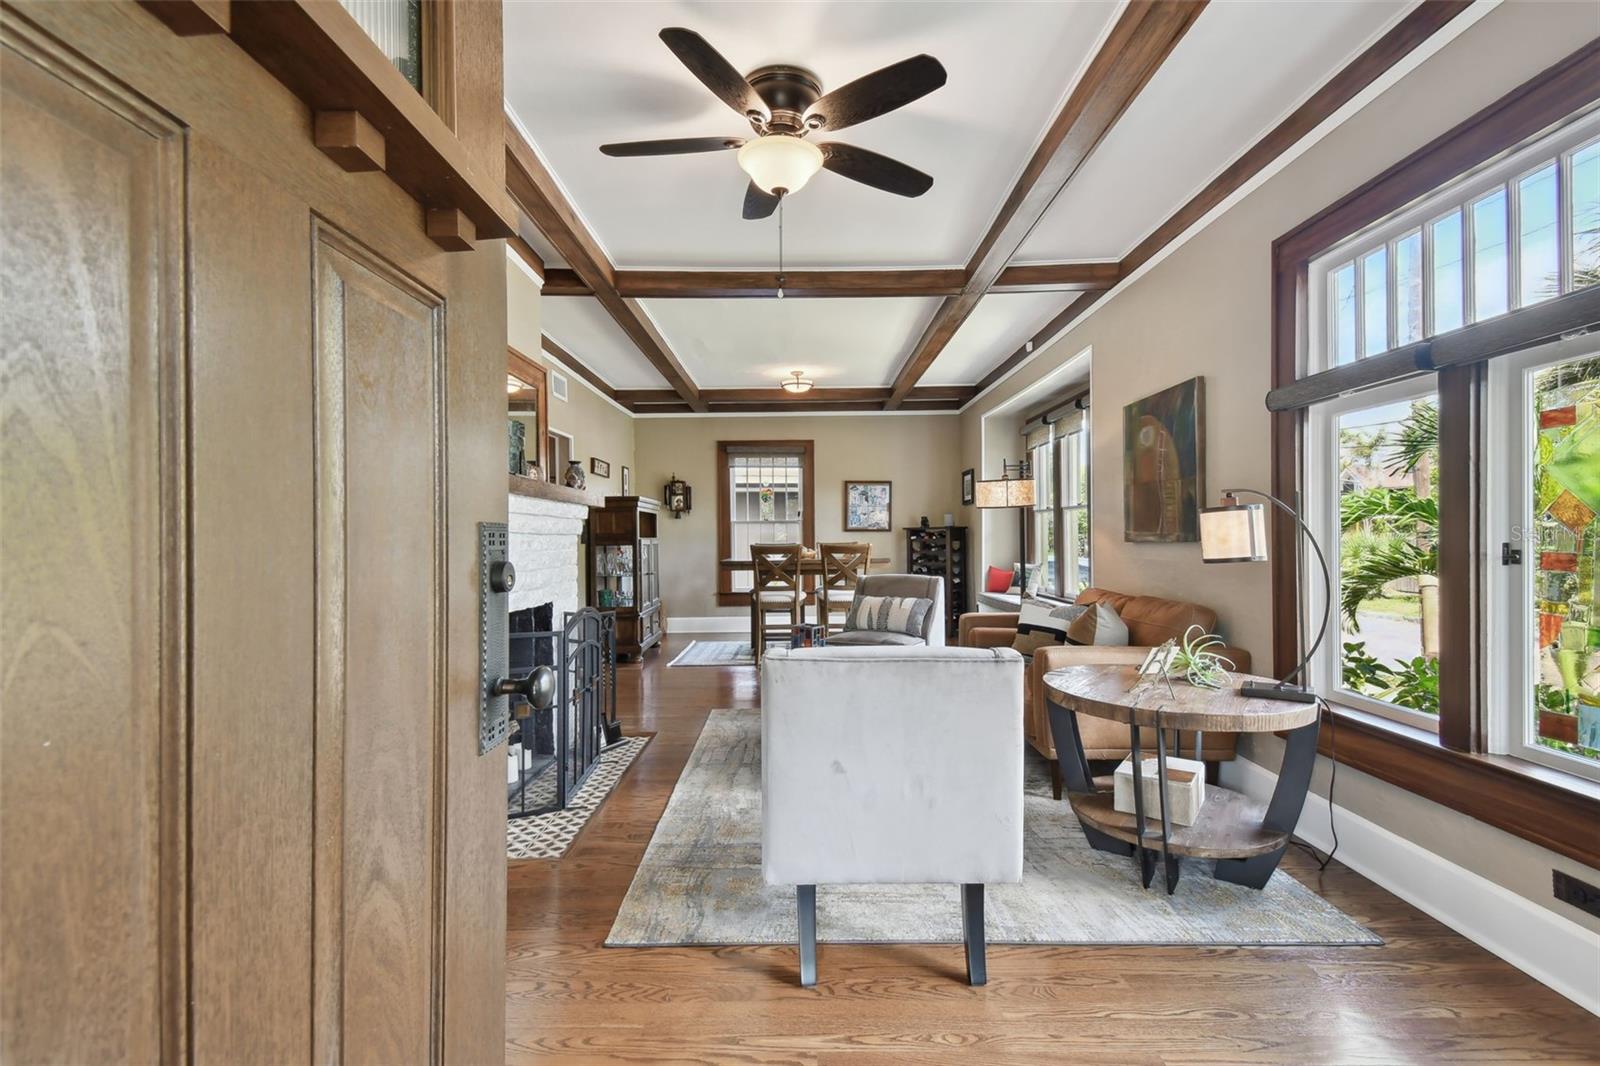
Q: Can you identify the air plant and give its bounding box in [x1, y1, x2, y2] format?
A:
[1167, 625, 1235, 690]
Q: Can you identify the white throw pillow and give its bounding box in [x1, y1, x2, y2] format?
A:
[844, 594, 935, 639]
[1065, 601, 1130, 646]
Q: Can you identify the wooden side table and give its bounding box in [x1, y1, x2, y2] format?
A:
[1042, 664, 1320, 894]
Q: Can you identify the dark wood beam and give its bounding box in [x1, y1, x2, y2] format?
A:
[542, 268, 590, 296]
[966, 0, 1475, 408]
[618, 385, 972, 412]
[539, 265, 1123, 299]
[506, 119, 706, 411]
[540, 334, 619, 404]
[507, 209, 545, 277]
[990, 262, 1121, 293]
[615, 270, 965, 299]
[884, 0, 1207, 408]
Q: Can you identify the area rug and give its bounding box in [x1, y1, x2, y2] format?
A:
[667, 640, 756, 667]
[506, 734, 650, 860]
[606, 708, 1378, 947]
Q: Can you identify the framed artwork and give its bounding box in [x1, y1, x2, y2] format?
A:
[590, 457, 611, 478]
[961, 468, 975, 506]
[1123, 376, 1205, 542]
[621, 465, 631, 495]
[844, 480, 892, 532]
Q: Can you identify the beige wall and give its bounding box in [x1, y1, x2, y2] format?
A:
[633, 413, 963, 620]
[960, 1, 1600, 928]
[505, 256, 635, 498]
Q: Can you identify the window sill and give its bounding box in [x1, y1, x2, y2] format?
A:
[1317, 700, 1600, 868]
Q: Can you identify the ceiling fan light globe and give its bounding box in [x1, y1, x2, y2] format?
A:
[737, 135, 823, 196]
[781, 371, 814, 394]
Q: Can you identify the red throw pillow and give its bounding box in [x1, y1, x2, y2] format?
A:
[985, 565, 1012, 593]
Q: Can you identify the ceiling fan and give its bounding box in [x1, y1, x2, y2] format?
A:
[600, 28, 946, 219]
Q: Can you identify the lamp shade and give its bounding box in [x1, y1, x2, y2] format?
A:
[1200, 502, 1269, 563]
[975, 477, 1035, 508]
[737, 135, 824, 195]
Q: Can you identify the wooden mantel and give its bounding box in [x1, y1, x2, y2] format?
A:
[509, 473, 590, 508]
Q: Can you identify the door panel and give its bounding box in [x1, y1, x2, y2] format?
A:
[314, 229, 446, 1064]
[0, 19, 186, 1063]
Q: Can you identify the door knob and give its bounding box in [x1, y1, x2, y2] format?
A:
[492, 663, 556, 710]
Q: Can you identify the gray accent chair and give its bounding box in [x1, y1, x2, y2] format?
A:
[823, 573, 946, 648]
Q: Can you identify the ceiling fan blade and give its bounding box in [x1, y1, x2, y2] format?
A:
[659, 28, 769, 123]
[803, 54, 946, 132]
[742, 182, 780, 220]
[820, 143, 933, 198]
[600, 136, 745, 157]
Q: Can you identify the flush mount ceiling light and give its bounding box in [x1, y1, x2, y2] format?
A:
[737, 135, 824, 197]
[780, 370, 814, 394]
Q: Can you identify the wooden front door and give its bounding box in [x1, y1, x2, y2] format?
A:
[0, 3, 507, 1061]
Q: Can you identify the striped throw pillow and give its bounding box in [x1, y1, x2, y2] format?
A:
[844, 595, 935, 639]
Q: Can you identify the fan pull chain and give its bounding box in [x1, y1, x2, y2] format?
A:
[777, 197, 785, 299]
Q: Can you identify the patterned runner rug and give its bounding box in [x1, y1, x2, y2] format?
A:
[667, 640, 756, 667]
[606, 708, 1379, 947]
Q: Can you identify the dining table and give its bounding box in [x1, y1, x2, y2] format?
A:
[722, 553, 891, 653]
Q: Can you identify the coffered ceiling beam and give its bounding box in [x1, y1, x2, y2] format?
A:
[883, 0, 1207, 409]
[506, 118, 707, 410]
[966, 0, 1476, 402]
[540, 264, 1120, 299]
[618, 385, 971, 412]
[990, 262, 1121, 293]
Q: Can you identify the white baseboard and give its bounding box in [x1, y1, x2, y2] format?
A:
[668, 616, 749, 635]
[1223, 757, 1600, 1014]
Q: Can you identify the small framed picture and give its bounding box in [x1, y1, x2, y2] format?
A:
[961, 468, 975, 506]
[590, 457, 611, 478]
[621, 465, 631, 495]
[844, 480, 892, 532]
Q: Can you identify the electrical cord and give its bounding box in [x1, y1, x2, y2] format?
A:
[1291, 696, 1339, 872]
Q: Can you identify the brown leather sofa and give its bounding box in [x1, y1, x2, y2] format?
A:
[959, 587, 1253, 797]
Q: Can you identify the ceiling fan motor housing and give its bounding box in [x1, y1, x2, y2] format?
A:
[747, 65, 823, 132]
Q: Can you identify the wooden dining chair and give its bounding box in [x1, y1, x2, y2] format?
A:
[817, 542, 871, 637]
[750, 543, 805, 665]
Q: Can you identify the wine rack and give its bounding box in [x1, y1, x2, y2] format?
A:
[905, 525, 968, 637]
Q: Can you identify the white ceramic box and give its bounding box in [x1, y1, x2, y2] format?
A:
[1112, 755, 1207, 827]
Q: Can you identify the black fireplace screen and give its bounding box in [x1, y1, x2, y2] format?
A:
[507, 606, 617, 818]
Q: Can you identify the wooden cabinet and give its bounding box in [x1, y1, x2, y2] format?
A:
[905, 525, 969, 637]
[588, 496, 662, 659]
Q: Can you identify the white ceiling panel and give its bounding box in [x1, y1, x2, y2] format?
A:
[640, 297, 941, 388]
[1014, 0, 1410, 262]
[540, 298, 668, 389]
[922, 292, 1080, 386]
[504, 1, 1119, 269]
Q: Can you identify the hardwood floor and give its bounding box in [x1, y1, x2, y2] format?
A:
[506, 634, 1599, 1065]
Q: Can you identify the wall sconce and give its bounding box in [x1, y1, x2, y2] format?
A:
[664, 473, 692, 519]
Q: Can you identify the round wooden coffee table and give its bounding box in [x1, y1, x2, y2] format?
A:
[1042, 664, 1321, 894]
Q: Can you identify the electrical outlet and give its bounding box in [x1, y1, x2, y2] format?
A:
[1553, 869, 1600, 918]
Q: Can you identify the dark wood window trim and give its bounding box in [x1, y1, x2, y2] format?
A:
[1270, 42, 1600, 866]
[715, 441, 816, 608]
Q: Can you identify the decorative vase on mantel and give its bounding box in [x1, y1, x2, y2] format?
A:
[564, 459, 586, 490]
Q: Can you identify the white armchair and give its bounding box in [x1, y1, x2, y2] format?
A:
[760, 645, 1025, 986]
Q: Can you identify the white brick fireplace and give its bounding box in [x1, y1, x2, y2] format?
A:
[507, 479, 589, 622]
